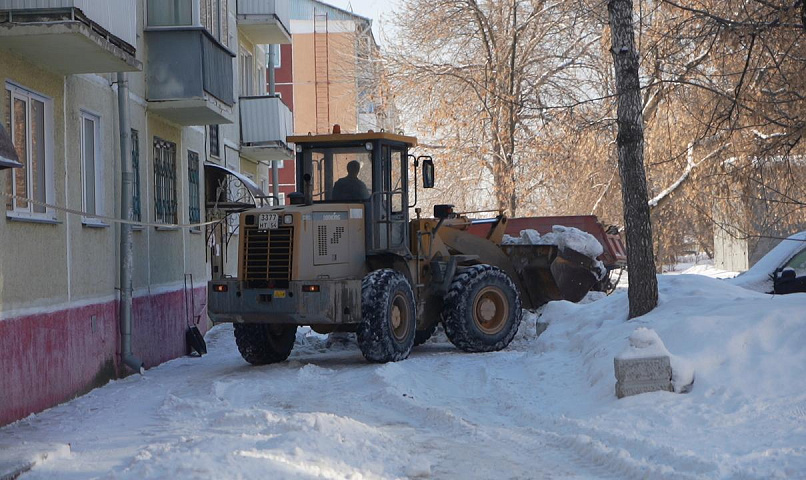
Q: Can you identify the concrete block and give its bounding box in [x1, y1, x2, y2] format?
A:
[616, 379, 674, 398]
[614, 355, 674, 399]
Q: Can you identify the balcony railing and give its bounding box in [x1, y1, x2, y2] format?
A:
[237, 0, 291, 45]
[0, 0, 140, 73]
[145, 27, 235, 126]
[240, 96, 293, 162]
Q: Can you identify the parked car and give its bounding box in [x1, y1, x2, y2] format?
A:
[728, 231, 806, 294]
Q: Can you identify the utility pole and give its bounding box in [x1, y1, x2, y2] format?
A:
[268, 45, 280, 203]
[608, 0, 659, 318]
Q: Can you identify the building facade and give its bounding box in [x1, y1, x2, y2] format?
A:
[266, 0, 398, 201]
[0, 0, 293, 427]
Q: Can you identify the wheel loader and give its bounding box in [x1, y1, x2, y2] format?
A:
[208, 130, 603, 364]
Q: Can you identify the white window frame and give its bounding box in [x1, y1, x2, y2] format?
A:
[239, 47, 254, 97]
[5, 81, 56, 223]
[80, 110, 106, 226]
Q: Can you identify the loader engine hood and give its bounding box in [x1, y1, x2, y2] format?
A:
[239, 204, 367, 284]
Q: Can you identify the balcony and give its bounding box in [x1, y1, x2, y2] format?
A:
[0, 0, 140, 74]
[145, 28, 235, 126]
[240, 96, 293, 162]
[237, 0, 291, 45]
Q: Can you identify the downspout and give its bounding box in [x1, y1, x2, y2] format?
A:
[117, 72, 144, 375]
[268, 45, 280, 203]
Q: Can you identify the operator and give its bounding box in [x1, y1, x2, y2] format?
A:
[331, 160, 370, 201]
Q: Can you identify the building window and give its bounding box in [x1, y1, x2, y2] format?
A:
[5, 82, 52, 217]
[147, 0, 192, 27]
[131, 129, 142, 222]
[188, 150, 201, 228]
[240, 48, 254, 97]
[80, 111, 102, 217]
[154, 137, 177, 224]
[201, 0, 228, 43]
[209, 125, 220, 157]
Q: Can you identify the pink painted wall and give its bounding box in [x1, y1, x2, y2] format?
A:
[0, 286, 207, 427]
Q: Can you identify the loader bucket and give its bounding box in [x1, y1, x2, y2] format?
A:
[500, 244, 598, 307]
[549, 248, 599, 303]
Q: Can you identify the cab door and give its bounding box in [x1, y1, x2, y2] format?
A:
[369, 143, 409, 255]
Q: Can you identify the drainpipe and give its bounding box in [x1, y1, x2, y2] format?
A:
[268, 45, 280, 204]
[117, 72, 144, 375]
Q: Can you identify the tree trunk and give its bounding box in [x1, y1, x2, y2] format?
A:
[607, 0, 659, 318]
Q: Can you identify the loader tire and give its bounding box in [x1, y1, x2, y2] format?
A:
[358, 269, 416, 362]
[234, 323, 297, 365]
[443, 265, 522, 353]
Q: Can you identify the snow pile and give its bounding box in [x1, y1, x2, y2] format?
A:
[728, 230, 806, 292]
[616, 327, 695, 393]
[502, 225, 604, 260]
[553, 225, 604, 259]
[503, 225, 607, 279]
[535, 274, 806, 477]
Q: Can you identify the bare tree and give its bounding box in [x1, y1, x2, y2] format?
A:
[608, 0, 658, 317]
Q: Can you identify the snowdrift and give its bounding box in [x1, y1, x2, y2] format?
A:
[535, 274, 806, 478]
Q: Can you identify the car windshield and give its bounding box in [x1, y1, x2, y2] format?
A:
[783, 248, 806, 276]
[307, 147, 373, 203]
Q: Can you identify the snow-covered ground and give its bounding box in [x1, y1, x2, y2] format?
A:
[2, 274, 805, 479]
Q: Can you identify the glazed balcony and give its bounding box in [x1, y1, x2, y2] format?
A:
[239, 95, 293, 162]
[0, 0, 140, 74]
[145, 27, 235, 126]
[237, 0, 291, 45]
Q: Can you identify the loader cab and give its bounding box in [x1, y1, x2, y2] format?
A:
[288, 130, 419, 257]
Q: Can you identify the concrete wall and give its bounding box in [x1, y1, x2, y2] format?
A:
[0, 0, 246, 426]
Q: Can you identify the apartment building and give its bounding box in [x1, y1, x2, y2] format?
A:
[0, 0, 292, 427]
[265, 0, 398, 201]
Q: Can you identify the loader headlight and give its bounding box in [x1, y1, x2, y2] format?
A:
[283, 214, 293, 225]
[365, 142, 373, 151]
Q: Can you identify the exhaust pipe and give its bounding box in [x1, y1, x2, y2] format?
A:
[117, 72, 144, 375]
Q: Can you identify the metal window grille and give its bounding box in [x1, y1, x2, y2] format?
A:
[188, 150, 201, 226]
[209, 124, 220, 157]
[131, 129, 141, 222]
[153, 137, 177, 224]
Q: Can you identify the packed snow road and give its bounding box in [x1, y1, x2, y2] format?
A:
[3, 274, 805, 479]
[2, 325, 613, 480]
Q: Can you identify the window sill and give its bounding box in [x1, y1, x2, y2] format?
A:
[82, 218, 110, 228]
[155, 225, 179, 231]
[189, 228, 203, 234]
[6, 211, 61, 225]
[131, 225, 144, 232]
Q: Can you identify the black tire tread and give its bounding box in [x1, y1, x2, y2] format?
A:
[234, 323, 297, 365]
[357, 269, 416, 362]
[443, 264, 522, 353]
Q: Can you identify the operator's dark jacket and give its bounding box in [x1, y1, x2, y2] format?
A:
[331, 176, 369, 201]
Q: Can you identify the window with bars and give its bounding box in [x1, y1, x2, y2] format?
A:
[188, 150, 201, 229]
[153, 137, 177, 224]
[131, 129, 141, 222]
[209, 124, 220, 157]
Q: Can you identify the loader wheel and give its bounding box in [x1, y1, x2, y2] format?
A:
[234, 323, 297, 365]
[443, 265, 522, 353]
[358, 269, 416, 362]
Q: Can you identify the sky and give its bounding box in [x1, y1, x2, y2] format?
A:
[324, 0, 400, 45]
